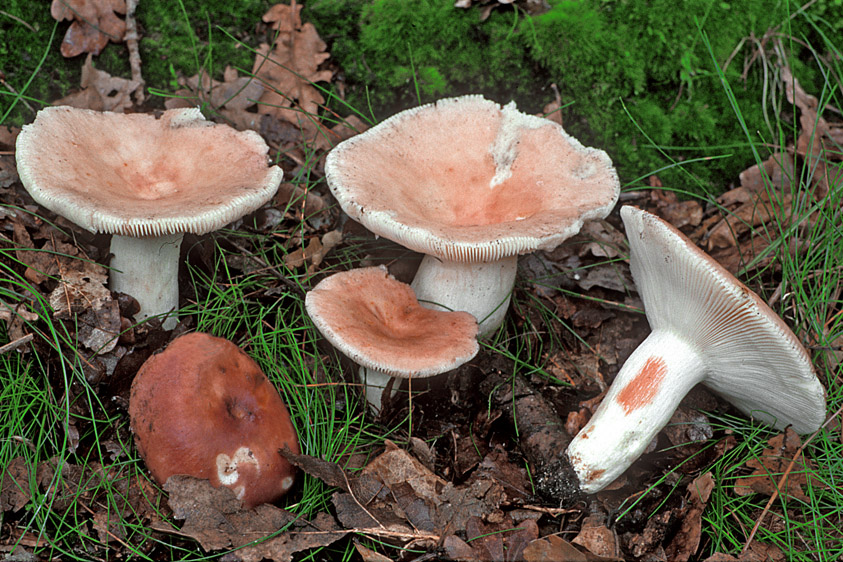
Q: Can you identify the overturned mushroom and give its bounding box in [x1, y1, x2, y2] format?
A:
[566, 206, 827, 493]
[16, 106, 283, 329]
[129, 332, 299, 508]
[305, 266, 479, 412]
[325, 95, 619, 336]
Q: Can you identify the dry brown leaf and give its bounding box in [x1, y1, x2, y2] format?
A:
[733, 428, 822, 502]
[284, 230, 341, 269]
[445, 517, 538, 562]
[572, 512, 620, 558]
[48, 254, 120, 353]
[53, 53, 141, 112]
[0, 457, 31, 513]
[51, 0, 127, 57]
[737, 153, 795, 194]
[664, 472, 715, 561]
[313, 114, 370, 152]
[165, 67, 266, 132]
[782, 66, 842, 198]
[155, 475, 344, 561]
[252, 2, 333, 138]
[524, 533, 620, 562]
[702, 540, 786, 562]
[649, 190, 703, 230]
[707, 190, 793, 250]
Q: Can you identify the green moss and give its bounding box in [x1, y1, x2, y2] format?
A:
[135, 0, 273, 104]
[313, 0, 842, 193]
[308, 0, 537, 115]
[0, 2, 80, 126]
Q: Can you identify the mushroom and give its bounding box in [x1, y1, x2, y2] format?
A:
[566, 205, 827, 493]
[129, 332, 299, 508]
[325, 95, 619, 336]
[15, 106, 283, 329]
[305, 266, 479, 412]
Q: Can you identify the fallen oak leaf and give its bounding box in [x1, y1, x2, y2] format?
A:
[252, 2, 334, 137]
[51, 0, 127, 57]
[53, 53, 141, 112]
[153, 475, 345, 561]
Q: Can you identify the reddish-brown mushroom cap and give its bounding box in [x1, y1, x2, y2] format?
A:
[129, 332, 299, 508]
[305, 266, 479, 377]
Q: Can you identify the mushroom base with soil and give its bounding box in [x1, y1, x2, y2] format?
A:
[411, 255, 517, 337]
[109, 233, 183, 330]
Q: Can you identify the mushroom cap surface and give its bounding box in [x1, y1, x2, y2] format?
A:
[129, 332, 299, 508]
[16, 106, 283, 237]
[621, 205, 826, 433]
[325, 95, 619, 262]
[305, 266, 480, 377]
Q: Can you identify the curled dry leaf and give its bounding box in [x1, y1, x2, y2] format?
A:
[572, 512, 621, 559]
[51, 0, 127, 57]
[54, 53, 141, 112]
[253, 2, 334, 137]
[782, 66, 843, 198]
[664, 472, 715, 562]
[165, 67, 266, 132]
[284, 230, 342, 269]
[523, 533, 621, 562]
[648, 189, 703, 230]
[707, 189, 794, 250]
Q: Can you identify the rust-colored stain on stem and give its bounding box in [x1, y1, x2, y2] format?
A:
[616, 356, 667, 414]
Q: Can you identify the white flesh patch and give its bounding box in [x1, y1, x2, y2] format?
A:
[488, 101, 547, 188]
[216, 446, 260, 487]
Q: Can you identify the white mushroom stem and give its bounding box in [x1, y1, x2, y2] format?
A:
[411, 255, 517, 337]
[566, 330, 706, 493]
[359, 367, 401, 414]
[109, 233, 183, 330]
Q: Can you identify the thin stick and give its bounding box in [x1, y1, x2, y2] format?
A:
[123, 0, 145, 104]
[0, 333, 33, 355]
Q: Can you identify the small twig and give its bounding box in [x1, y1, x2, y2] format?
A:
[0, 77, 36, 115]
[742, 403, 843, 552]
[0, 333, 34, 355]
[0, 10, 36, 31]
[515, 504, 579, 517]
[123, 0, 145, 104]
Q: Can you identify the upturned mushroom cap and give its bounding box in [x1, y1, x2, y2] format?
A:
[305, 266, 479, 377]
[621, 205, 826, 432]
[129, 332, 299, 508]
[15, 106, 283, 237]
[325, 95, 619, 262]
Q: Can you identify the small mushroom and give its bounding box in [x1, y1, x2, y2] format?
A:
[129, 332, 299, 508]
[305, 266, 479, 412]
[566, 206, 827, 493]
[16, 106, 283, 329]
[325, 95, 619, 336]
